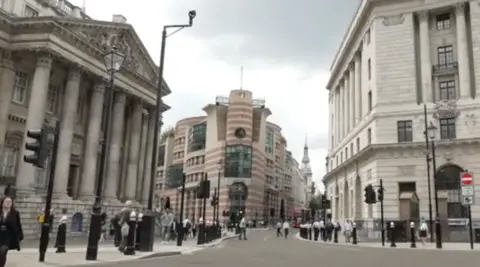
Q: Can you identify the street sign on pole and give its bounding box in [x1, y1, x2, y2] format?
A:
[460, 172, 475, 206]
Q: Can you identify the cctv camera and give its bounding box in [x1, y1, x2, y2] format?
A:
[188, 10, 196, 25]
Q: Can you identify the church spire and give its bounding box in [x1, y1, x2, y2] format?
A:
[301, 134, 312, 176]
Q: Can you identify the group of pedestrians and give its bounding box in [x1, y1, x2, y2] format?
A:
[275, 220, 290, 239]
[303, 219, 342, 242]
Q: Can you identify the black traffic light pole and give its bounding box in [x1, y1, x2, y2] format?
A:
[176, 173, 186, 246]
[431, 140, 442, 249]
[144, 10, 196, 252]
[38, 120, 60, 262]
[379, 179, 385, 247]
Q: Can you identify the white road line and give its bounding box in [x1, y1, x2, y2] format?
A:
[263, 235, 271, 242]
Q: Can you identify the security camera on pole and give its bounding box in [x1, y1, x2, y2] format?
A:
[142, 10, 197, 252]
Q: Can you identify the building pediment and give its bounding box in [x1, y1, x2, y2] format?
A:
[0, 11, 171, 99]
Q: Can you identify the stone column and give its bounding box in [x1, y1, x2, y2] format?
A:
[455, 3, 471, 98]
[79, 82, 104, 198]
[349, 66, 355, 129]
[0, 51, 15, 146]
[335, 89, 340, 145]
[339, 84, 344, 139]
[329, 92, 333, 149]
[16, 54, 52, 191]
[418, 10, 433, 103]
[354, 53, 362, 124]
[136, 112, 148, 200]
[142, 112, 155, 203]
[104, 92, 126, 201]
[53, 67, 81, 195]
[125, 103, 143, 201]
[343, 76, 349, 135]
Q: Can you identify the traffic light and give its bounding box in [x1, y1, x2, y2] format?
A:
[24, 128, 48, 168]
[364, 184, 376, 204]
[321, 195, 331, 209]
[377, 186, 384, 202]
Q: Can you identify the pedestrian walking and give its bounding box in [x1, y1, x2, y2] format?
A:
[282, 220, 290, 239]
[160, 209, 174, 244]
[0, 196, 23, 267]
[239, 217, 247, 240]
[319, 219, 325, 241]
[313, 220, 320, 241]
[276, 221, 283, 237]
[418, 217, 428, 245]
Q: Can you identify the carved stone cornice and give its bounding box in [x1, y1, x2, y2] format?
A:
[382, 14, 405, 26]
[433, 100, 460, 120]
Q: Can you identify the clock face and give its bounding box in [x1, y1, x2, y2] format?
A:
[234, 128, 246, 139]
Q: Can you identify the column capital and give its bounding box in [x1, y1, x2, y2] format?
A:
[92, 82, 105, 94]
[115, 91, 126, 104]
[36, 53, 53, 69]
[67, 67, 82, 82]
[454, 3, 466, 16]
[416, 10, 429, 22]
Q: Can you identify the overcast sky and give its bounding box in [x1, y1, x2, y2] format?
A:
[72, 0, 358, 189]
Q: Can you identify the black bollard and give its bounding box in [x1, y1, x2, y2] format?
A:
[135, 213, 143, 250]
[334, 228, 338, 243]
[124, 211, 137, 255]
[196, 222, 205, 245]
[352, 222, 357, 245]
[314, 228, 319, 241]
[308, 227, 312, 240]
[55, 220, 67, 253]
[390, 222, 396, 248]
[410, 221, 416, 248]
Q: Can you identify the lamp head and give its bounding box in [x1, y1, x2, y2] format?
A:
[427, 121, 438, 140]
[188, 10, 196, 25]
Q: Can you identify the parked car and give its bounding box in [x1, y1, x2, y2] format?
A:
[292, 221, 299, 228]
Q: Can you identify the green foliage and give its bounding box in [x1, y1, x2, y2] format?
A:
[308, 194, 322, 211]
[160, 127, 175, 143]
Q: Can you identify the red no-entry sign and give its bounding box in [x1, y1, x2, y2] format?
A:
[460, 172, 473, 185]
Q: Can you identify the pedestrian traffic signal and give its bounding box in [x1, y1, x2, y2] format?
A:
[377, 186, 384, 201]
[24, 128, 48, 168]
[364, 184, 376, 204]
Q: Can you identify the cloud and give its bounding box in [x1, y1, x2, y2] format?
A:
[71, 0, 354, 191]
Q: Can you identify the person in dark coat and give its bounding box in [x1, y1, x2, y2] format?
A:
[0, 196, 23, 267]
[54, 216, 67, 253]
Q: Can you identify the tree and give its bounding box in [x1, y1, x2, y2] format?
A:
[308, 195, 322, 211]
[280, 199, 285, 221]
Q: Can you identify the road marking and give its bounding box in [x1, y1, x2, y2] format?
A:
[263, 235, 271, 242]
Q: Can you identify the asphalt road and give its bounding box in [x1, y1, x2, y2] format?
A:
[68, 230, 480, 267]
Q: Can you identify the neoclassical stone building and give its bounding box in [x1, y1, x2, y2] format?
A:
[0, 5, 169, 238]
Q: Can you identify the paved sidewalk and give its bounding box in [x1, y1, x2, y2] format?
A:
[295, 233, 480, 251]
[8, 233, 236, 267]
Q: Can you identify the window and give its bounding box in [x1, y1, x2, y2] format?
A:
[166, 163, 183, 189]
[439, 80, 456, 100]
[46, 84, 58, 113]
[24, 5, 39, 17]
[0, 147, 18, 178]
[397, 120, 413, 142]
[398, 182, 416, 193]
[367, 128, 371, 145]
[345, 148, 348, 159]
[367, 90, 372, 111]
[350, 143, 354, 155]
[437, 46, 454, 68]
[12, 71, 28, 104]
[367, 58, 371, 80]
[436, 13, 451, 30]
[440, 118, 456, 139]
[187, 123, 206, 152]
[225, 145, 252, 178]
[265, 127, 274, 154]
[356, 137, 360, 152]
[365, 29, 371, 44]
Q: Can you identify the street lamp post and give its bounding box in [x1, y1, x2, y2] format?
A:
[141, 10, 197, 252]
[86, 46, 125, 261]
[423, 104, 434, 242]
[426, 121, 442, 249]
[216, 160, 223, 223]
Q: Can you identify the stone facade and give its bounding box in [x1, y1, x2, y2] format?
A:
[0, 1, 170, 239]
[154, 90, 298, 223]
[324, 0, 480, 224]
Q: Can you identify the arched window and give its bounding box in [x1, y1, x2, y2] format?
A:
[435, 164, 467, 218]
[1, 132, 22, 178]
